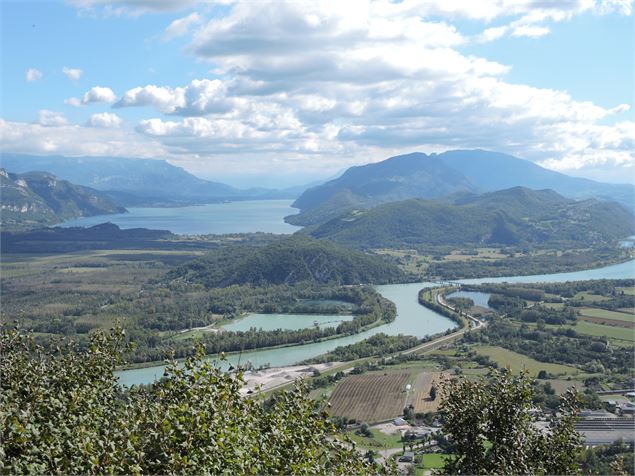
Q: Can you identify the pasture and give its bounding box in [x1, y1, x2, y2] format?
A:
[577, 307, 633, 324]
[573, 321, 635, 344]
[474, 345, 579, 376]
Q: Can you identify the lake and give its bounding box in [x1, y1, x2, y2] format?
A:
[446, 290, 491, 308]
[115, 259, 635, 386]
[60, 199, 301, 235]
[222, 313, 353, 332]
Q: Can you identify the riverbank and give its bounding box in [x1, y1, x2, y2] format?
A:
[115, 260, 634, 386]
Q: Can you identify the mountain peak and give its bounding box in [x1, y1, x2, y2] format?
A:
[289, 149, 633, 226]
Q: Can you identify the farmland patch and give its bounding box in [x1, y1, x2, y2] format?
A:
[329, 372, 410, 422]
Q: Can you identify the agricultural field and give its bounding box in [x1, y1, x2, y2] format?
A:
[345, 428, 403, 450]
[474, 346, 579, 377]
[418, 453, 449, 470]
[442, 248, 510, 262]
[544, 379, 585, 395]
[329, 372, 410, 422]
[577, 307, 634, 324]
[406, 372, 448, 413]
[572, 321, 635, 344]
[373, 248, 429, 275]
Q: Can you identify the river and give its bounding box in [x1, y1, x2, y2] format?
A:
[116, 260, 634, 386]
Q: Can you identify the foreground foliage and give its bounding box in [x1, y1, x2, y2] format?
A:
[0, 327, 383, 475]
[440, 369, 583, 475]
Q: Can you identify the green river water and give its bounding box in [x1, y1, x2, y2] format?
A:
[116, 259, 634, 386]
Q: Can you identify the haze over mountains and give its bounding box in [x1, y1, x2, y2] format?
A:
[0, 154, 298, 207]
[0, 169, 124, 230]
[289, 150, 634, 226]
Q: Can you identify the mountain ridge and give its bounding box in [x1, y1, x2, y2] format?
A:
[304, 187, 635, 249]
[0, 154, 302, 207]
[0, 169, 126, 230]
[289, 150, 634, 226]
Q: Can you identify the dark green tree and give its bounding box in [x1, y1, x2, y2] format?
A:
[440, 369, 582, 475]
[430, 385, 437, 401]
[0, 327, 389, 475]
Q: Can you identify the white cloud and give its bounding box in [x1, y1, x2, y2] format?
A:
[510, 24, 551, 38]
[164, 12, 201, 39]
[86, 112, 123, 128]
[0, 118, 166, 157]
[36, 110, 68, 127]
[66, 0, 201, 16]
[130, 0, 630, 178]
[64, 97, 82, 107]
[62, 66, 83, 80]
[116, 84, 184, 112]
[10, 0, 634, 182]
[476, 0, 633, 43]
[25, 68, 43, 82]
[115, 79, 231, 115]
[82, 86, 117, 104]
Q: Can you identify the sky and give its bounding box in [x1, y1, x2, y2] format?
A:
[1, 0, 633, 188]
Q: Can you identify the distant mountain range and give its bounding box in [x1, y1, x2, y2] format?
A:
[0, 154, 301, 207]
[304, 187, 635, 249]
[289, 150, 634, 226]
[0, 169, 125, 230]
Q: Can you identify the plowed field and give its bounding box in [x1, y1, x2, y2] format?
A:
[329, 372, 410, 422]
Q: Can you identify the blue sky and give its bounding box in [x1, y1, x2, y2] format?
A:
[1, 0, 633, 187]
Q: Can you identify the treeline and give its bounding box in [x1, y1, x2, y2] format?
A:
[418, 287, 465, 328]
[305, 333, 420, 363]
[123, 289, 396, 364]
[464, 284, 545, 301]
[427, 248, 626, 279]
[127, 284, 382, 332]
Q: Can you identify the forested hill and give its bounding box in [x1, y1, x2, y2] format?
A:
[168, 236, 405, 287]
[306, 187, 635, 249]
[0, 169, 125, 230]
[288, 150, 634, 226]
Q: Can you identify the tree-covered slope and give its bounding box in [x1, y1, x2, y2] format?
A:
[306, 187, 635, 249]
[289, 150, 634, 226]
[168, 236, 405, 287]
[0, 169, 125, 230]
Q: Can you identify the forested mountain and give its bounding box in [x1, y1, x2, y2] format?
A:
[305, 187, 635, 249]
[168, 236, 404, 287]
[0, 169, 125, 230]
[1, 154, 299, 207]
[288, 150, 634, 226]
